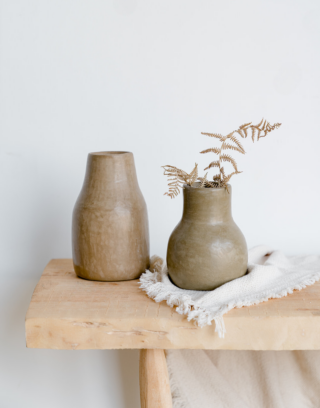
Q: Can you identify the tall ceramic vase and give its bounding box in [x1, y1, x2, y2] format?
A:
[167, 184, 247, 290]
[72, 151, 150, 281]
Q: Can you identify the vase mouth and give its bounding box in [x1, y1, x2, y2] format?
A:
[89, 151, 132, 156]
[184, 182, 231, 192]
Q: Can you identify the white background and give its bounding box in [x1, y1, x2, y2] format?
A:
[1, 0, 320, 407]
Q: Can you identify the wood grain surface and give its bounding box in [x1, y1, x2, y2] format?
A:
[25, 259, 320, 350]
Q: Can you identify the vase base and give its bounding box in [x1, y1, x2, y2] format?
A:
[73, 262, 149, 282]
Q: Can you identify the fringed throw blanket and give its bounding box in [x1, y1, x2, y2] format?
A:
[140, 245, 320, 338]
[165, 349, 320, 408]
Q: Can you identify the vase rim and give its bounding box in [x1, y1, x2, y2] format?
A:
[89, 151, 132, 156]
[183, 182, 231, 192]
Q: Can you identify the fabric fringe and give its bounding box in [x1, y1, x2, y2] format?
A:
[140, 267, 320, 339]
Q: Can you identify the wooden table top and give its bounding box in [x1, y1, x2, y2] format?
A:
[25, 259, 320, 350]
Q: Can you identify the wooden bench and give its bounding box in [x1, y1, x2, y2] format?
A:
[25, 259, 320, 408]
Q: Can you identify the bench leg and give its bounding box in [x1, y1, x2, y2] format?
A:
[139, 349, 173, 408]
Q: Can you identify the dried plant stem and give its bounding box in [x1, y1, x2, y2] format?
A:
[200, 119, 281, 191]
[162, 119, 281, 197]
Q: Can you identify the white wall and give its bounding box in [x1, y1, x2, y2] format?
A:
[1, 0, 319, 406]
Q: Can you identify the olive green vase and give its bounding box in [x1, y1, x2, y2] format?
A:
[72, 151, 150, 281]
[167, 184, 248, 290]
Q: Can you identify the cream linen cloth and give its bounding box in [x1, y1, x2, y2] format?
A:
[139, 246, 320, 338]
[166, 349, 320, 408]
[140, 247, 320, 407]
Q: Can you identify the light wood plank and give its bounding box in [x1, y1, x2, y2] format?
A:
[25, 259, 320, 350]
[139, 349, 172, 408]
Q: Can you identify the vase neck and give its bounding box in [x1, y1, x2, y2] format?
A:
[182, 185, 233, 223]
[80, 152, 141, 205]
[84, 151, 137, 187]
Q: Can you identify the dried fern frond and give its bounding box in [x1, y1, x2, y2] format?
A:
[198, 173, 218, 188]
[200, 118, 281, 192]
[162, 163, 199, 198]
[223, 171, 242, 184]
[204, 160, 220, 171]
[162, 165, 189, 179]
[198, 172, 208, 188]
[188, 163, 198, 185]
[220, 154, 239, 172]
[178, 164, 198, 186]
[255, 118, 264, 128]
[163, 164, 198, 185]
[200, 147, 221, 155]
[197, 177, 220, 188]
[240, 122, 252, 129]
[163, 117, 281, 197]
[257, 129, 262, 141]
[258, 133, 267, 140]
[162, 166, 184, 198]
[251, 119, 282, 141]
[235, 129, 246, 139]
[221, 142, 245, 155]
[163, 178, 182, 199]
[258, 122, 282, 140]
[227, 134, 245, 153]
[235, 118, 283, 142]
[201, 132, 223, 141]
[251, 127, 256, 142]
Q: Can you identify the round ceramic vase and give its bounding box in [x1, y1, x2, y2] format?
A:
[72, 151, 150, 281]
[167, 184, 248, 290]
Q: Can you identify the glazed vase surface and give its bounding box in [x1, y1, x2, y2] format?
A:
[72, 151, 150, 281]
[167, 184, 248, 290]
